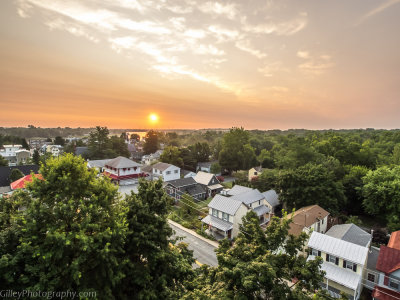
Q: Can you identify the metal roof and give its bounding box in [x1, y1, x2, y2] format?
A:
[201, 215, 233, 232]
[253, 205, 270, 216]
[164, 177, 197, 188]
[308, 231, 368, 265]
[153, 162, 177, 172]
[326, 224, 371, 247]
[194, 171, 218, 186]
[208, 184, 223, 190]
[231, 189, 264, 205]
[308, 256, 361, 291]
[208, 194, 243, 215]
[262, 190, 279, 207]
[227, 185, 254, 196]
[106, 156, 142, 168]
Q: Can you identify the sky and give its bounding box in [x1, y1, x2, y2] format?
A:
[0, 0, 399, 130]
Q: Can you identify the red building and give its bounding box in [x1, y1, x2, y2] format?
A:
[103, 156, 146, 185]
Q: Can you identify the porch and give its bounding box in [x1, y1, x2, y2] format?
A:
[201, 215, 233, 240]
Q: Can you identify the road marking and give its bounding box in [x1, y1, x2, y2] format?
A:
[195, 260, 203, 266]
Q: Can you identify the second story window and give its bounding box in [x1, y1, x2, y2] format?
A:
[174, 170, 178, 173]
[310, 248, 320, 257]
[326, 254, 339, 265]
[343, 260, 357, 272]
[222, 212, 229, 221]
[166, 171, 171, 175]
[367, 273, 375, 282]
[389, 279, 399, 290]
[212, 209, 218, 217]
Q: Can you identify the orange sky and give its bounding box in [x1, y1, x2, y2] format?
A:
[1, 0, 400, 129]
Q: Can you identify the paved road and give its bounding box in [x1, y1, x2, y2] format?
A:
[170, 223, 218, 267]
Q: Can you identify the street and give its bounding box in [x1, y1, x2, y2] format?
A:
[170, 223, 218, 267]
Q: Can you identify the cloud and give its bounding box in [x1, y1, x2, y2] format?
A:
[197, 2, 238, 20]
[258, 62, 287, 77]
[297, 51, 334, 75]
[297, 51, 310, 59]
[356, 0, 400, 25]
[235, 40, 267, 59]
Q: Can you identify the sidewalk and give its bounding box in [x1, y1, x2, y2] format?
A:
[168, 219, 219, 248]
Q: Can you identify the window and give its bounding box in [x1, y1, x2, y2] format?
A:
[212, 209, 218, 217]
[222, 213, 229, 221]
[259, 200, 261, 205]
[311, 248, 320, 257]
[322, 218, 324, 224]
[174, 170, 178, 174]
[389, 279, 399, 290]
[329, 255, 338, 265]
[343, 260, 357, 272]
[367, 273, 375, 282]
[166, 171, 171, 175]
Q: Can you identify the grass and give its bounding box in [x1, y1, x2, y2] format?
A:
[221, 181, 233, 189]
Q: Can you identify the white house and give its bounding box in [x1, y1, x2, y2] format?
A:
[0, 145, 23, 165]
[307, 231, 369, 299]
[104, 156, 146, 185]
[196, 161, 218, 173]
[152, 162, 180, 182]
[141, 150, 163, 165]
[202, 185, 273, 239]
[46, 145, 63, 157]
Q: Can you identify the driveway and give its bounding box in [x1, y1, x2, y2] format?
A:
[169, 222, 218, 267]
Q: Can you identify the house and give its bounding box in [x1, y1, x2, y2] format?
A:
[87, 159, 110, 173]
[248, 166, 264, 181]
[103, 156, 146, 185]
[141, 150, 163, 165]
[10, 174, 43, 190]
[307, 231, 369, 299]
[46, 145, 63, 157]
[288, 205, 329, 237]
[75, 147, 88, 157]
[164, 177, 207, 201]
[201, 185, 273, 239]
[182, 169, 196, 178]
[152, 162, 180, 182]
[194, 171, 223, 197]
[0, 165, 40, 188]
[16, 149, 31, 164]
[372, 230, 400, 300]
[262, 190, 280, 214]
[196, 161, 218, 173]
[28, 138, 50, 150]
[0, 144, 23, 165]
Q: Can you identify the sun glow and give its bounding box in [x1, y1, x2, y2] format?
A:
[149, 113, 158, 122]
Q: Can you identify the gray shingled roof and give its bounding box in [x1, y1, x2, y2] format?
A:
[367, 246, 380, 271]
[165, 177, 196, 188]
[153, 162, 175, 172]
[208, 194, 243, 215]
[253, 205, 270, 216]
[227, 185, 254, 196]
[87, 159, 110, 169]
[326, 224, 371, 247]
[231, 189, 264, 205]
[262, 190, 279, 207]
[106, 156, 142, 168]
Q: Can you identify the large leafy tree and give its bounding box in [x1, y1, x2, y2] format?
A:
[88, 126, 110, 159]
[160, 146, 184, 168]
[219, 127, 256, 173]
[9, 168, 24, 183]
[342, 165, 369, 215]
[183, 212, 334, 299]
[0, 155, 8, 166]
[0, 154, 127, 297]
[32, 149, 40, 165]
[143, 130, 159, 154]
[276, 163, 345, 215]
[115, 179, 194, 299]
[362, 166, 400, 231]
[188, 142, 211, 163]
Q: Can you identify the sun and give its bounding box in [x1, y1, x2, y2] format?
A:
[149, 113, 158, 122]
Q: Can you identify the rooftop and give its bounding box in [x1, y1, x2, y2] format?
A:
[227, 185, 254, 196]
[376, 245, 400, 274]
[153, 162, 176, 172]
[326, 224, 371, 247]
[201, 214, 233, 232]
[106, 156, 142, 169]
[308, 231, 368, 265]
[231, 188, 265, 205]
[194, 171, 217, 185]
[164, 177, 197, 188]
[262, 190, 279, 207]
[288, 205, 329, 236]
[388, 230, 400, 250]
[208, 194, 243, 215]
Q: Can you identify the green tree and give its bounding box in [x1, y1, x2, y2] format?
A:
[88, 126, 110, 159]
[345, 215, 362, 227]
[9, 168, 24, 183]
[108, 135, 130, 158]
[54, 136, 65, 146]
[0, 154, 127, 296]
[342, 165, 369, 215]
[0, 155, 8, 166]
[189, 142, 211, 163]
[32, 149, 40, 165]
[115, 179, 194, 299]
[130, 133, 140, 142]
[210, 162, 221, 174]
[160, 146, 183, 167]
[362, 166, 400, 231]
[276, 163, 345, 215]
[184, 211, 334, 299]
[143, 130, 159, 154]
[392, 144, 400, 165]
[219, 127, 256, 173]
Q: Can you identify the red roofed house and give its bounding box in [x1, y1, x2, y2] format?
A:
[372, 230, 400, 300]
[10, 174, 43, 190]
[103, 156, 146, 185]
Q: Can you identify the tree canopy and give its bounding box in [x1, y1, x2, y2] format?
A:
[143, 130, 159, 155]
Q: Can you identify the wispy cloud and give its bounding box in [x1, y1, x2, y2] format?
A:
[297, 51, 334, 75]
[356, 0, 400, 25]
[235, 40, 267, 59]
